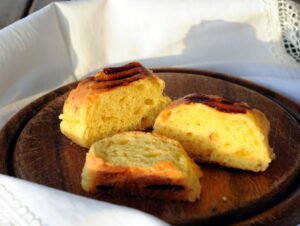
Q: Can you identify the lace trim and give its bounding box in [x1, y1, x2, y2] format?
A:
[0, 184, 42, 226]
[261, 0, 299, 68]
[278, 0, 300, 62]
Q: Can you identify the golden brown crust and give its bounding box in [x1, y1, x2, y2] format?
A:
[83, 151, 197, 201]
[166, 93, 251, 114]
[64, 62, 156, 113]
[82, 62, 151, 90]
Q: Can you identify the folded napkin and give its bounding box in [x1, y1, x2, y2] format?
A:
[0, 0, 299, 225]
[0, 175, 168, 226]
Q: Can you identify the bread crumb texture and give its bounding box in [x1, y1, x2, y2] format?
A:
[81, 132, 202, 202]
[59, 63, 171, 148]
[153, 97, 274, 172]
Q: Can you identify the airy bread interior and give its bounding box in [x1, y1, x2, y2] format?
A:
[154, 101, 274, 172]
[60, 72, 170, 148]
[81, 132, 202, 201]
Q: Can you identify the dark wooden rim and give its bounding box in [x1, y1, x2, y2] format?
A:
[0, 68, 299, 225]
[0, 82, 78, 174]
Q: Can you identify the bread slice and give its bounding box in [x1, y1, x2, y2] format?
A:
[59, 62, 171, 148]
[153, 93, 275, 172]
[81, 131, 202, 202]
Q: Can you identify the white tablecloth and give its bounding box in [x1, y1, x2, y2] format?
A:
[0, 0, 299, 225]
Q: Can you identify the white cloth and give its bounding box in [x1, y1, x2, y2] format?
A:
[0, 175, 167, 226]
[0, 0, 299, 225]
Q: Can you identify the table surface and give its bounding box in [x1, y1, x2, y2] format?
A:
[0, 0, 67, 29]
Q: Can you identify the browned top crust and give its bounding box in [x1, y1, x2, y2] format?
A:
[64, 62, 156, 113]
[170, 93, 251, 113]
[80, 62, 152, 90]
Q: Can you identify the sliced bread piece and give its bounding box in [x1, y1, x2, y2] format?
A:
[153, 93, 274, 172]
[81, 131, 202, 202]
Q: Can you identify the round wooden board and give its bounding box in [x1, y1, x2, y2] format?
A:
[1, 69, 300, 225]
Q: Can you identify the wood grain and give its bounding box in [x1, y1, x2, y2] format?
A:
[1, 69, 300, 225]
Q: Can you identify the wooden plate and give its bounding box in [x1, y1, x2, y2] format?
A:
[1, 68, 300, 225]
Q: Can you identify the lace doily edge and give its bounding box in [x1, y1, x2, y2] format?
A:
[262, 0, 300, 73]
[0, 184, 42, 226]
